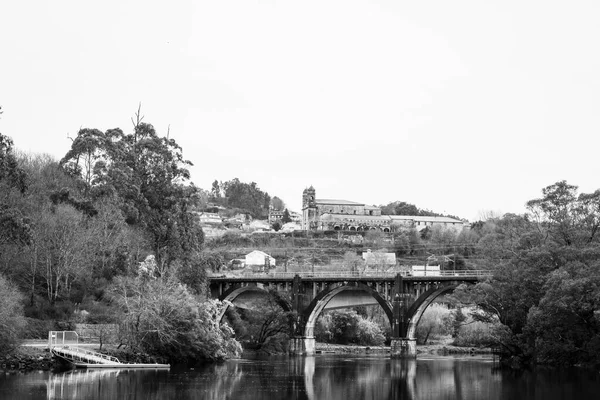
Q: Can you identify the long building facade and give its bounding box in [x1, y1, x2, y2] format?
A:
[301, 186, 465, 232]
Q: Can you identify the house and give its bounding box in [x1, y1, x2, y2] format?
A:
[268, 208, 285, 224]
[245, 250, 276, 270]
[198, 212, 222, 225]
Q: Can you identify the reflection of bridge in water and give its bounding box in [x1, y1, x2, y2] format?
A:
[209, 270, 492, 357]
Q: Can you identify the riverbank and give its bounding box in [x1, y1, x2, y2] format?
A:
[314, 342, 492, 355]
[0, 346, 55, 372]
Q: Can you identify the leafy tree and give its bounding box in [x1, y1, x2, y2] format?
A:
[526, 180, 600, 246]
[315, 309, 385, 346]
[0, 133, 31, 250]
[60, 110, 203, 274]
[224, 290, 293, 351]
[343, 251, 364, 273]
[0, 273, 26, 356]
[415, 303, 451, 344]
[220, 178, 271, 218]
[454, 181, 600, 366]
[270, 196, 285, 211]
[281, 208, 292, 224]
[271, 220, 282, 232]
[525, 260, 600, 366]
[109, 272, 241, 362]
[210, 180, 221, 199]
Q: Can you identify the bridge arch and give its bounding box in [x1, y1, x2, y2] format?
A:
[218, 285, 292, 322]
[302, 283, 393, 338]
[404, 283, 467, 339]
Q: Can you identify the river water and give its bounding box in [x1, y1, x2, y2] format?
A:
[1, 354, 599, 400]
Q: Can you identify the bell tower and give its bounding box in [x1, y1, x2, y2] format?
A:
[302, 186, 317, 230]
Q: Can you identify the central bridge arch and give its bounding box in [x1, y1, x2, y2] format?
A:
[301, 283, 393, 338]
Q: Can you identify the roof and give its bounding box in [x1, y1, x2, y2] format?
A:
[320, 213, 391, 222]
[316, 199, 365, 206]
[245, 250, 274, 258]
[389, 215, 463, 224]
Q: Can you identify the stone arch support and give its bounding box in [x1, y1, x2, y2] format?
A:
[218, 285, 292, 322]
[301, 283, 394, 338]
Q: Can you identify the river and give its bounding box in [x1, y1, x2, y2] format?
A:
[1, 354, 599, 399]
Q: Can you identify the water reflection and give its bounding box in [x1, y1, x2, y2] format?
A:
[1, 355, 600, 400]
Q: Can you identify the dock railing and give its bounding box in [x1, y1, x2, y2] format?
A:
[48, 330, 79, 350]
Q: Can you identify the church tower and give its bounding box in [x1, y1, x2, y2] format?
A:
[302, 186, 317, 230]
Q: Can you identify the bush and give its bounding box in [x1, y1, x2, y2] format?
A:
[453, 321, 495, 347]
[315, 310, 386, 346]
[21, 318, 56, 339]
[109, 275, 242, 362]
[0, 274, 27, 355]
[416, 303, 452, 345]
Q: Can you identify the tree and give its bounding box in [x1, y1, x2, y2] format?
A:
[109, 273, 241, 362]
[525, 260, 600, 366]
[270, 196, 285, 211]
[415, 303, 451, 344]
[526, 180, 600, 246]
[0, 274, 26, 356]
[271, 220, 282, 232]
[343, 251, 364, 274]
[0, 133, 31, 250]
[281, 208, 292, 224]
[60, 110, 204, 274]
[219, 178, 271, 218]
[34, 204, 92, 304]
[210, 180, 221, 199]
[223, 290, 293, 352]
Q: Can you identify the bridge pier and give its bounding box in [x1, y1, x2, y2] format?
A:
[289, 336, 316, 355]
[390, 338, 417, 358]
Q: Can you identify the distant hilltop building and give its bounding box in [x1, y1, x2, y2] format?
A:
[301, 186, 465, 232]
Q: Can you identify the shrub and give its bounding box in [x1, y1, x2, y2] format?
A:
[0, 274, 27, 355]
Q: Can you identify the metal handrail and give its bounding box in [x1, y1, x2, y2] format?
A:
[52, 345, 121, 364]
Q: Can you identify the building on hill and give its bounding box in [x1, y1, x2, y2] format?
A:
[198, 212, 222, 225]
[301, 186, 465, 232]
[245, 250, 276, 271]
[268, 207, 285, 224]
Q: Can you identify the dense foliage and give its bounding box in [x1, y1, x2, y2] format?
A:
[109, 263, 241, 362]
[315, 309, 386, 346]
[224, 290, 294, 353]
[456, 181, 600, 367]
[0, 274, 27, 356]
[0, 111, 240, 362]
[209, 178, 271, 218]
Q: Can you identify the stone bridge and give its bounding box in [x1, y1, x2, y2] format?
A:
[208, 270, 491, 357]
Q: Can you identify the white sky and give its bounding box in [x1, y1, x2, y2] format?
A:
[2, 0, 599, 220]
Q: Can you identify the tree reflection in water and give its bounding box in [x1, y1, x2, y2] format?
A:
[2, 355, 600, 399]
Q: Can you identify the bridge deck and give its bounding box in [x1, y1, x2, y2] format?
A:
[209, 270, 491, 282]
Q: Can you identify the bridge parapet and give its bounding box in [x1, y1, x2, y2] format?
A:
[209, 270, 492, 280]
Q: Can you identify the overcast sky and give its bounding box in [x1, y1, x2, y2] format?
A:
[2, 0, 599, 220]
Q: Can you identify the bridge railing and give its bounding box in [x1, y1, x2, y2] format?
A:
[209, 270, 493, 279]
